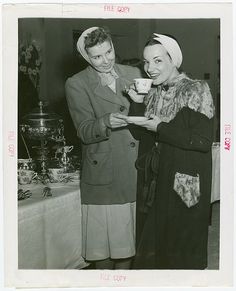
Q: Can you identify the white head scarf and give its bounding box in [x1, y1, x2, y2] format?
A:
[152, 33, 183, 68]
[77, 27, 118, 87]
[77, 27, 99, 64]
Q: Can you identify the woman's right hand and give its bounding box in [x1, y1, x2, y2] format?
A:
[125, 84, 145, 103]
[109, 113, 128, 128]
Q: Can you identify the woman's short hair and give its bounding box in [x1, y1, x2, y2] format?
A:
[145, 33, 179, 47]
[84, 27, 112, 51]
[144, 37, 162, 47]
[144, 34, 174, 61]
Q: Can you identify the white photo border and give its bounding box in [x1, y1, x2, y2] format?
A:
[2, 2, 234, 288]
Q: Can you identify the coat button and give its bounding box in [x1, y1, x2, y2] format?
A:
[130, 142, 135, 148]
[120, 106, 125, 112]
[93, 160, 98, 165]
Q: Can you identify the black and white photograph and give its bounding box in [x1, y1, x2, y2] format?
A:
[2, 2, 234, 289]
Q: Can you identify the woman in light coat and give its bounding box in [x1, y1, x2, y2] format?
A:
[65, 27, 141, 269]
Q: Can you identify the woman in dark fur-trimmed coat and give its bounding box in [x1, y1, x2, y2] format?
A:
[123, 33, 215, 269]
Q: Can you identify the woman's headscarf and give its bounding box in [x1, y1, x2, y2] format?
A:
[76, 27, 118, 87]
[152, 33, 183, 68]
[77, 27, 99, 64]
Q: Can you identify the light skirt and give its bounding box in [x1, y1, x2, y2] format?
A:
[81, 202, 136, 261]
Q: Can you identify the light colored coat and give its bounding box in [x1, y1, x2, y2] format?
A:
[65, 64, 141, 204]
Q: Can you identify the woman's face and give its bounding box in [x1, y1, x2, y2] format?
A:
[87, 40, 115, 73]
[143, 44, 177, 85]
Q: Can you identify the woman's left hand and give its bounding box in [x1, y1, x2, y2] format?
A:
[142, 114, 162, 132]
[130, 114, 161, 132]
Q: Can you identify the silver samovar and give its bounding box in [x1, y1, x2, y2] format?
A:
[20, 101, 65, 174]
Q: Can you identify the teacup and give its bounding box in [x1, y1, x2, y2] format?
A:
[18, 169, 37, 185]
[134, 78, 153, 94]
[18, 158, 34, 170]
[48, 168, 64, 183]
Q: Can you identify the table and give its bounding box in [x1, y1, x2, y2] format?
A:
[211, 143, 220, 203]
[18, 182, 87, 269]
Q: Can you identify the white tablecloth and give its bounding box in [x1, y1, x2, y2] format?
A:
[211, 143, 220, 203]
[18, 182, 87, 269]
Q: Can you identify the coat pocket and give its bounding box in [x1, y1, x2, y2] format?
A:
[173, 172, 200, 208]
[81, 151, 112, 185]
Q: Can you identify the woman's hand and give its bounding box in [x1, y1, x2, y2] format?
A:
[109, 113, 128, 128]
[127, 114, 162, 132]
[142, 114, 162, 132]
[125, 84, 145, 103]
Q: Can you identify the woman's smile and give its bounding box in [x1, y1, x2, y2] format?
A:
[149, 73, 160, 79]
[143, 44, 178, 85]
[102, 64, 112, 69]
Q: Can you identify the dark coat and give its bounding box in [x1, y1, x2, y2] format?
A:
[65, 64, 141, 204]
[131, 78, 214, 269]
[156, 107, 213, 268]
[128, 102, 156, 242]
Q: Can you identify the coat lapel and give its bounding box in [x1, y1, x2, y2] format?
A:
[87, 65, 130, 107]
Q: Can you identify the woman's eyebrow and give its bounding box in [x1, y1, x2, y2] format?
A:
[90, 53, 101, 58]
[143, 55, 161, 61]
[91, 48, 111, 57]
[153, 55, 161, 59]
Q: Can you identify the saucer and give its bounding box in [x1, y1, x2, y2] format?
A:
[126, 116, 150, 124]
